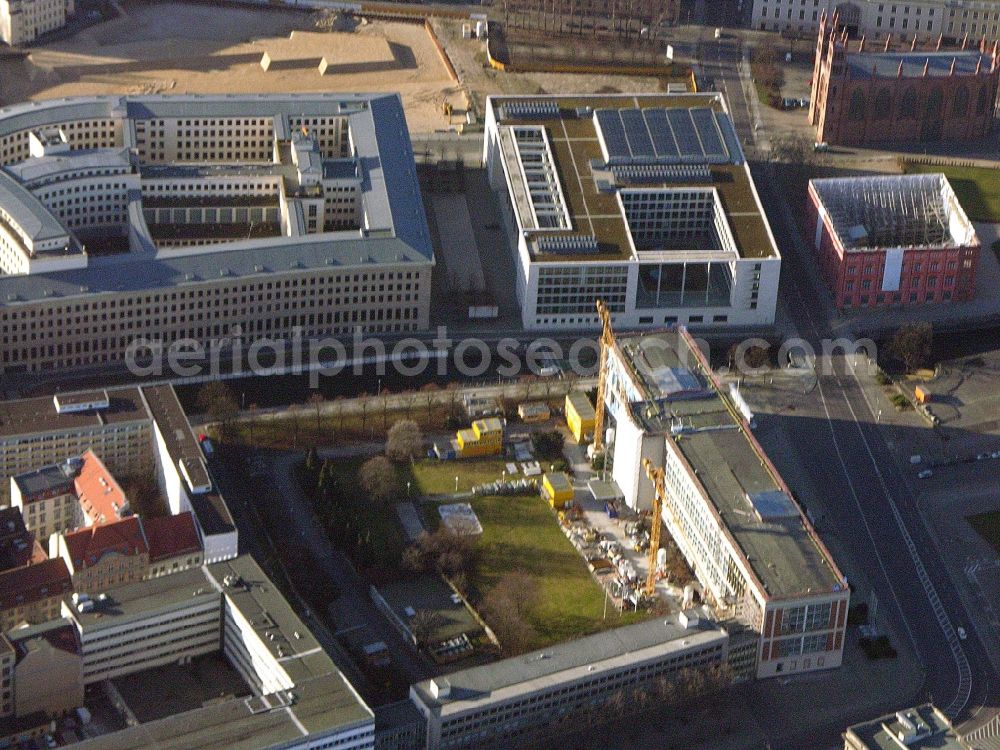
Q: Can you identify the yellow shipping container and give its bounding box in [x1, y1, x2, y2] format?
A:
[542, 472, 574, 509]
[565, 391, 596, 444]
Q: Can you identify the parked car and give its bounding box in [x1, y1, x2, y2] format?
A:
[957, 626, 967, 640]
[917, 469, 933, 479]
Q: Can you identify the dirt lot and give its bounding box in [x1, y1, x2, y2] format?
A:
[431, 18, 668, 118]
[0, 1, 463, 133]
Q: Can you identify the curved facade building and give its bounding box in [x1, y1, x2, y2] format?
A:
[0, 94, 434, 374]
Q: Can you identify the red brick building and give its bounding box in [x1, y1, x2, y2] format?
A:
[806, 173, 980, 309]
[809, 10, 1000, 145]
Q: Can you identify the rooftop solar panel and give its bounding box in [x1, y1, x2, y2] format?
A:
[620, 109, 656, 161]
[594, 109, 630, 163]
[644, 109, 680, 162]
[666, 109, 702, 162]
[691, 108, 727, 162]
[715, 112, 743, 165]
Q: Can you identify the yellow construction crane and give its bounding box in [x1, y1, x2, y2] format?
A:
[641, 458, 665, 598]
[593, 299, 614, 452]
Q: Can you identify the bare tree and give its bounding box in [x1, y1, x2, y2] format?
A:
[386, 419, 424, 462]
[357, 455, 399, 503]
[308, 393, 325, 435]
[481, 571, 539, 654]
[197, 382, 239, 429]
[287, 404, 302, 449]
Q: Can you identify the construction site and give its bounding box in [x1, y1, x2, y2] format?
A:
[806, 172, 981, 309]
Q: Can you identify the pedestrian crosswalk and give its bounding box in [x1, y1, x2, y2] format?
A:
[964, 714, 1000, 750]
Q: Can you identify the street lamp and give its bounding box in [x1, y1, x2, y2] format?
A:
[407, 481, 411, 497]
[455, 476, 459, 493]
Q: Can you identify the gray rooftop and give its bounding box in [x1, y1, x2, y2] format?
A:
[0, 169, 68, 246]
[74, 672, 372, 750]
[3, 148, 134, 186]
[0, 93, 432, 308]
[613, 331, 845, 599]
[0, 386, 149, 440]
[412, 615, 727, 715]
[844, 704, 969, 750]
[206, 556, 339, 685]
[66, 566, 216, 630]
[11, 462, 75, 499]
[846, 50, 990, 79]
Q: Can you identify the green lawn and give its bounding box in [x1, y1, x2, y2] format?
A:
[406, 458, 509, 495]
[425, 494, 646, 648]
[968, 510, 1000, 554]
[903, 162, 1000, 222]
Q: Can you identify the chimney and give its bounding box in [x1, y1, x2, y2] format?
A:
[962, 33, 969, 50]
[923, 58, 930, 77]
[950, 57, 957, 76]
[859, 34, 866, 52]
[976, 56, 983, 75]
[898, 59, 904, 78]
[884, 33, 892, 52]
[936, 34, 943, 51]
[910, 35, 918, 51]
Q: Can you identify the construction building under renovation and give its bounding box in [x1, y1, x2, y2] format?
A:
[807, 173, 979, 309]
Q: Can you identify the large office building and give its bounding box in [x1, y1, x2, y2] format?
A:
[809, 11, 1000, 145]
[410, 613, 732, 750]
[600, 328, 849, 679]
[753, 0, 1000, 39]
[807, 173, 979, 308]
[0, 0, 71, 46]
[844, 704, 969, 749]
[483, 94, 780, 331]
[68, 555, 375, 750]
[0, 93, 434, 375]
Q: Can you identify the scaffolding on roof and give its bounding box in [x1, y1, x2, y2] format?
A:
[815, 173, 957, 250]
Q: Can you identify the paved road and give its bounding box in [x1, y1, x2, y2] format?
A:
[753, 153, 998, 734]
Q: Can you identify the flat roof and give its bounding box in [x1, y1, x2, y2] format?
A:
[3, 148, 134, 186]
[141, 386, 234, 537]
[612, 330, 845, 599]
[844, 704, 969, 750]
[846, 50, 990, 79]
[0, 386, 148, 440]
[11, 462, 75, 499]
[74, 672, 371, 750]
[376, 576, 482, 645]
[412, 615, 727, 715]
[66, 566, 216, 630]
[206, 556, 342, 685]
[0, 169, 69, 246]
[486, 94, 776, 263]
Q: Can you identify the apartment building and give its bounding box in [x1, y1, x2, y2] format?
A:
[410, 613, 730, 750]
[9, 462, 78, 543]
[0, 384, 237, 564]
[809, 11, 999, 146]
[51, 516, 149, 594]
[0, 389, 153, 501]
[0, 0, 71, 46]
[0, 93, 434, 375]
[0, 557, 72, 631]
[483, 94, 780, 331]
[7, 619, 83, 720]
[143, 512, 203, 578]
[807, 173, 980, 308]
[600, 328, 849, 679]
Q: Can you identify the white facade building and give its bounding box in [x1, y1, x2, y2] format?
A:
[0, 0, 72, 46]
[483, 94, 780, 331]
[752, 0, 1000, 39]
[0, 94, 434, 374]
[600, 329, 850, 679]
